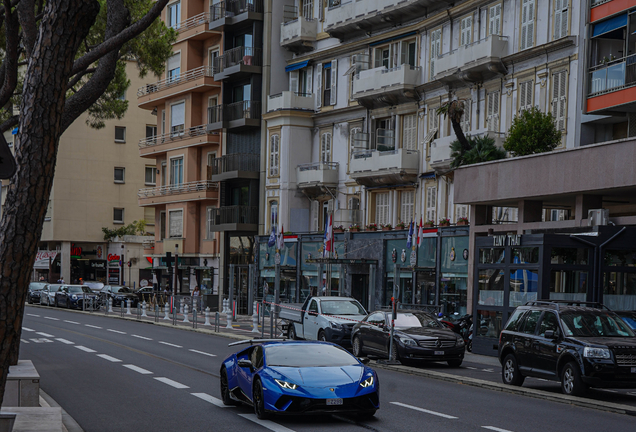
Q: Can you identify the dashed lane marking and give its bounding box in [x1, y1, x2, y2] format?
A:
[35, 332, 55, 337]
[64, 320, 80, 324]
[22, 327, 35, 332]
[465, 367, 477, 370]
[85, 325, 102, 329]
[55, 339, 74, 345]
[482, 426, 514, 432]
[191, 393, 233, 408]
[44, 317, 60, 321]
[159, 341, 182, 348]
[26, 314, 40, 317]
[390, 402, 458, 419]
[30, 339, 53, 343]
[97, 354, 122, 362]
[154, 377, 189, 389]
[238, 414, 296, 432]
[75, 346, 96, 353]
[107, 329, 126, 334]
[20, 339, 29, 344]
[123, 365, 153, 375]
[131, 334, 152, 340]
[189, 349, 216, 357]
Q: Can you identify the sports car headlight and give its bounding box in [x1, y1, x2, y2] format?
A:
[71, 295, 78, 300]
[399, 337, 417, 346]
[360, 376, 374, 388]
[584, 347, 610, 359]
[274, 379, 298, 390]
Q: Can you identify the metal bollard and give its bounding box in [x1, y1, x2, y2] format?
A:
[108, 298, 113, 313]
[183, 304, 190, 323]
[121, 301, 124, 317]
[204, 307, 211, 326]
[225, 308, 232, 329]
[252, 301, 259, 333]
[179, 298, 184, 314]
[220, 298, 226, 314]
[126, 299, 132, 315]
[155, 304, 159, 323]
[215, 312, 219, 332]
[141, 301, 148, 317]
[164, 303, 170, 320]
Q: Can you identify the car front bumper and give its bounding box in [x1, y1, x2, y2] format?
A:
[397, 344, 465, 361]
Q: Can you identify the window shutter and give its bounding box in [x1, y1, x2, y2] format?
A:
[167, 53, 180, 73]
[400, 191, 414, 223]
[330, 59, 338, 106]
[430, 29, 441, 80]
[321, 133, 331, 162]
[171, 102, 185, 129]
[290, 71, 299, 94]
[519, 81, 533, 112]
[169, 210, 183, 238]
[521, 0, 535, 50]
[270, 135, 279, 176]
[402, 114, 417, 150]
[316, 64, 322, 108]
[306, 66, 313, 93]
[311, 200, 319, 232]
[460, 100, 471, 133]
[489, 4, 501, 36]
[487, 92, 500, 131]
[461, 16, 472, 46]
[376, 192, 390, 225]
[552, 71, 567, 131]
[426, 187, 436, 222]
[554, 0, 568, 40]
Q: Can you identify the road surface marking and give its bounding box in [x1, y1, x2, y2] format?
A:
[22, 327, 35, 332]
[30, 339, 53, 343]
[75, 346, 96, 353]
[97, 354, 122, 362]
[107, 329, 126, 334]
[85, 324, 102, 329]
[159, 341, 182, 348]
[191, 393, 233, 408]
[154, 377, 189, 389]
[55, 339, 74, 345]
[123, 365, 153, 375]
[465, 367, 477, 370]
[44, 317, 60, 321]
[26, 314, 40, 317]
[64, 320, 80, 324]
[482, 427, 513, 432]
[390, 402, 458, 419]
[131, 334, 152, 340]
[238, 414, 296, 432]
[20, 339, 29, 344]
[36, 332, 54, 337]
[189, 349, 216, 357]
[482, 368, 494, 373]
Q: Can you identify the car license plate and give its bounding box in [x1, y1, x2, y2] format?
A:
[434, 351, 444, 355]
[326, 398, 343, 406]
[631, 367, 636, 373]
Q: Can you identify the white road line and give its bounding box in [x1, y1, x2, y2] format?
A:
[482, 426, 514, 432]
[238, 414, 296, 432]
[482, 369, 494, 373]
[75, 346, 96, 353]
[123, 365, 153, 375]
[159, 341, 182, 348]
[64, 320, 80, 324]
[44, 317, 60, 321]
[35, 332, 54, 337]
[191, 393, 233, 408]
[20, 339, 29, 344]
[465, 366, 477, 370]
[97, 354, 122, 362]
[85, 325, 102, 329]
[22, 327, 35, 332]
[131, 334, 152, 340]
[107, 329, 126, 334]
[189, 349, 216, 357]
[30, 338, 53, 343]
[390, 402, 458, 419]
[154, 377, 189, 389]
[26, 314, 40, 317]
[55, 339, 74, 345]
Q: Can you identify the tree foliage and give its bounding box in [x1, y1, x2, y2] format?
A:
[450, 135, 507, 168]
[437, 99, 469, 153]
[503, 107, 562, 157]
[102, 220, 148, 241]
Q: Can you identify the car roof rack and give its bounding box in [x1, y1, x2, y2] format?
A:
[524, 300, 610, 311]
[228, 338, 286, 347]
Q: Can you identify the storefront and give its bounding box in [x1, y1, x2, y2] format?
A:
[258, 239, 298, 303]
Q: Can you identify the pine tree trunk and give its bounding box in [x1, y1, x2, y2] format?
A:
[0, 0, 99, 406]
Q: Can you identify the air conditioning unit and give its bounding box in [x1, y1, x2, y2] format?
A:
[588, 209, 609, 226]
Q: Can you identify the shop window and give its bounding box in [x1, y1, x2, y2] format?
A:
[476, 310, 502, 338]
[603, 272, 636, 310]
[512, 247, 539, 264]
[604, 250, 636, 267]
[479, 248, 506, 264]
[550, 270, 588, 301]
[477, 268, 505, 306]
[509, 269, 538, 307]
[115, 126, 126, 143]
[550, 247, 588, 265]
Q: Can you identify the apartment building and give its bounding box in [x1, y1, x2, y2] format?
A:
[137, 0, 263, 307]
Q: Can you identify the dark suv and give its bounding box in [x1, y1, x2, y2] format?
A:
[498, 301, 636, 396]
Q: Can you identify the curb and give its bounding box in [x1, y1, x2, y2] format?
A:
[39, 389, 84, 432]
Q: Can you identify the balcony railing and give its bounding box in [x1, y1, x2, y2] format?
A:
[209, 205, 259, 226]
[210, 0, 264, 21]
[298, 162, 338, 172]
[588, 54, 636, 96]
[177, 12, 210, 32]
[267, 91, 314, 111]
[226, 100, 260, 121]
[283, 4, 297, 23]
[138, 125, 207, 149]
[209, 153, 260, 175]
[213, 46, 262, 74]
[137, 181, 218, 198]
[208, 105, 224, 124]
[137, 66, 214, 97]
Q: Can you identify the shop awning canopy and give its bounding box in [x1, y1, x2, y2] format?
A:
[285, 60, 309, 72]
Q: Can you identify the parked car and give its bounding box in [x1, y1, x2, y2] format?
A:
[615, 310, 636, 331]
[40, 284, 62, 306]
[352, 310, 465, 366]
[82, 281, 104, 292]
[27, 282, 48, 304]
[136, 286, 160, 303]
[55, 285, 99, 309]
[101, 285, 138, 307]
[220, 340, 379, 419]
[498, 301, 636, 396]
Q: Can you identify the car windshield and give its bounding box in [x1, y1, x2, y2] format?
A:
[29, 283, 47, 291]
[48, 285, 61, 292]
[560, 311, 636, 337]
[618, 314, 636, 331]
[68, 286, 92, 293]
[395, 312, 442, 329]
[320, 300, 366, 316]
[111, 286, 132, 293]
[266, 344, 358, 367]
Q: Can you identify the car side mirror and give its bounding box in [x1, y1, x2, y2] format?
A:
[359, 357, 370, 365]
[544, 330, 558, 339]
[237, 359, 253, 369]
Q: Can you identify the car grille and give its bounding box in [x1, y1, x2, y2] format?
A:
[274, 393, 379, 413]
[615, 353, 636, 367]
[418, 339, 456, 348]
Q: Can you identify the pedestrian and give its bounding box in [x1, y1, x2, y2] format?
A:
[192, 285, 200, 297]
[59, 277, 65, 284]
[79, 278, 84, 285]
[39, 276, 45, 281]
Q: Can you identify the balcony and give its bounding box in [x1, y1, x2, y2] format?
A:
[435, 36, 508, 85]
[267, 91, 314, 112]
[213, 46, 262, 81]
[587, 54, 636, 114]
[137, 66, 217, 110]
[324, 0, 452, 41]
[352, 64, 421, 109]
[142, 239, 155, 255]
[349, 148, 420, 187]
[208, 153, 260, 182]
[138, 181, 219, 207]
[280, 6, 317, 53]
[174, 12, 216, 42]
[334, 209, 362, 228]
[138, 125, 220, 158]
[206, 100, 261, 131]
[430, 129, 505, 172]
[209, 0, 263, 31]
[296, 162, 339, 198]
[207, 205, 259, 232]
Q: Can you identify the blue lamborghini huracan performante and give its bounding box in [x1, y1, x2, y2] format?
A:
[220, 340, 380, 419]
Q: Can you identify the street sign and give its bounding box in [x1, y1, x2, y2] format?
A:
[0, 133, 16, 179]
[274, 252, 281, 265]
[410, 250, 417, 267]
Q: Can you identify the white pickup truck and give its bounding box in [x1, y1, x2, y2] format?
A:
[279, 296, 367, 347]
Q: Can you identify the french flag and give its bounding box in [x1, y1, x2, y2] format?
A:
[324, 214, 333, 257]
[417, 216, 423, 248]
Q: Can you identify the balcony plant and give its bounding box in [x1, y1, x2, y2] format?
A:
[504, 106, 562, 157]
[365, 223, 378, 231]
[349, 224, 361, 232]
[424, 220, 435, 228]
[450, 135, 506, 168]
[381, 223, 393, 231]
[439, 217, 451, 227]
[333, 225, 344, 233]
[457, 217, 469, 226]
[395, 221, 406, 230]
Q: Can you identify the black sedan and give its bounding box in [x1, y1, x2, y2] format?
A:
[351, 310, 465, 367]
[616, 310, 636, 331]
[55, 285, 99, 309]
[27, 282, 47, 304]
[102, 285, 138, 307]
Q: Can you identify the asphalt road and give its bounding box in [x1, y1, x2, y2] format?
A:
[20, 305, 636, 432]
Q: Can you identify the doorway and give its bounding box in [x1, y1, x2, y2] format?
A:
[231, 265, 250, 315]
[351, 274, 369, 310]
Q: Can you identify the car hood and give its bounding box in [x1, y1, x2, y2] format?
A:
[567, 336, 636, 348]
[269, 366, 363, 388]
[325, 316, 366, 325]
[395, 327, 458, 339]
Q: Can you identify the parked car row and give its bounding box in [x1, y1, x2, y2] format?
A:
[28, 282, 164, 309]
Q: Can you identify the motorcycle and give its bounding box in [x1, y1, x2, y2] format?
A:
[438, 312, 473, 351]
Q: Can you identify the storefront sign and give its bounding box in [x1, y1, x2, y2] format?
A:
[34, 251, 57, 268]
[70, 244, 83, 259]
[493, 234, 522, 247]
[108, 268, 120, 284]
[107, 254, 121, 262]
[450, 247, 456, 261]
[90, 261, 105, 269]
[409, 250, 417, 267]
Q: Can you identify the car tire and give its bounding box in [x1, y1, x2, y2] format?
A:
[467, 340, 472, 352]
[447, 359, 463, 367]
[502, 354, 525, 386]
[220, 367, 238, 406]
[253, 378, 269, 420]
[357, 410, 376, 420]
[288, 324, 297, 340]
[561, 361, 587, 397]
[352, 336, 364, 357]
[318, 330, 327, 342]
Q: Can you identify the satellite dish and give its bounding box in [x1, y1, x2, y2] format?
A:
[0, 133, 16, 179]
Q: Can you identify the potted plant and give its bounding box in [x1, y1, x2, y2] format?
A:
[439, 217, 451, 227]
[333, 225, 344, 233]
[365, 223, 378, 231]
[394, 221, 406, 230]
[457, 217, 469, 226]
[424, 219, 435, 228]
[381, 223, 393, 231]
[349, 224, 361, 232]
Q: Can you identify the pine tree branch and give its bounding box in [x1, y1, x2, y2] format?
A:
[18, 0, 37, 59]
[0, 0, 20, 109]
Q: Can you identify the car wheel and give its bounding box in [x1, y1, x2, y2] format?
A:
[317, 330, 327, 342]
[220, 367, 237, 406]
[287, 324, 297, 340]
[447, 359, 463, 367]
[352, 336, 364, 357]
[561, 362, 587, 396]
[253, 378, 269, 420]
[357, 410, 376, 420]
[467, 340, 472, 352]
[502, 354, 525, 386]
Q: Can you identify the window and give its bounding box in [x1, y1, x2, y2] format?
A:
[321, 61, 337, 106]
[456, 204, 468, 220]
[167, 53, 181, 83]
[145, 166, 156, 185]
[349, 126, 361, 162]
[401, 39, 417, 68]
[487, 91, 500, 132]
[489, 3, 501, 36]
[115, 126, 126, 143]
[270, 201, 279, 232]
[402, 114, 417, 150]
[160, 211, 166, 240]
[161, 110, 166, 136]
[521, 310, 541, 334]
[144, 207, 155, 226]
[146, 125, 157, 140]
[554, 0, 568, 40]
[551, 70, 567, 132]
[321, 132, 332, 162]
[460, 100, 471, 133]
[208, 48, 219, 70]
[170, 102, 185, 137]
[375, 192, 390, 225]
[114, 167, 125, 183]
[170, 157, 183, 186]
[169, 210, 183, 238]
[206, 207, 214, 239]
[302, 0, 313, 20]
[117, 90, 126, 101]
[520, 0, 535, 50]
[269, 134, 279, 176]
[430, 29, 441, 80]
[290, 67, 312, 95]
[460, 15, 472, 47]
[518, 80, 533, 112]
[113, 208, 124, 224]
[161, 161, 167, 186]
[426, 186, 436, 222]
[167, 1, 181, 29]
[400, 190, 415, 224]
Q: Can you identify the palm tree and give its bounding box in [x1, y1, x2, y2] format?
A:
[436, 100, 470, 153]
[450, 135, 506, 168]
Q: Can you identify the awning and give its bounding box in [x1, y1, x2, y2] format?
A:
[285, 60, 309, 73]
[369, 31, 417, 47]
[592, 13, 627, 38]
[323, 62, 332, 69]
[420, 171, 436, 180]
